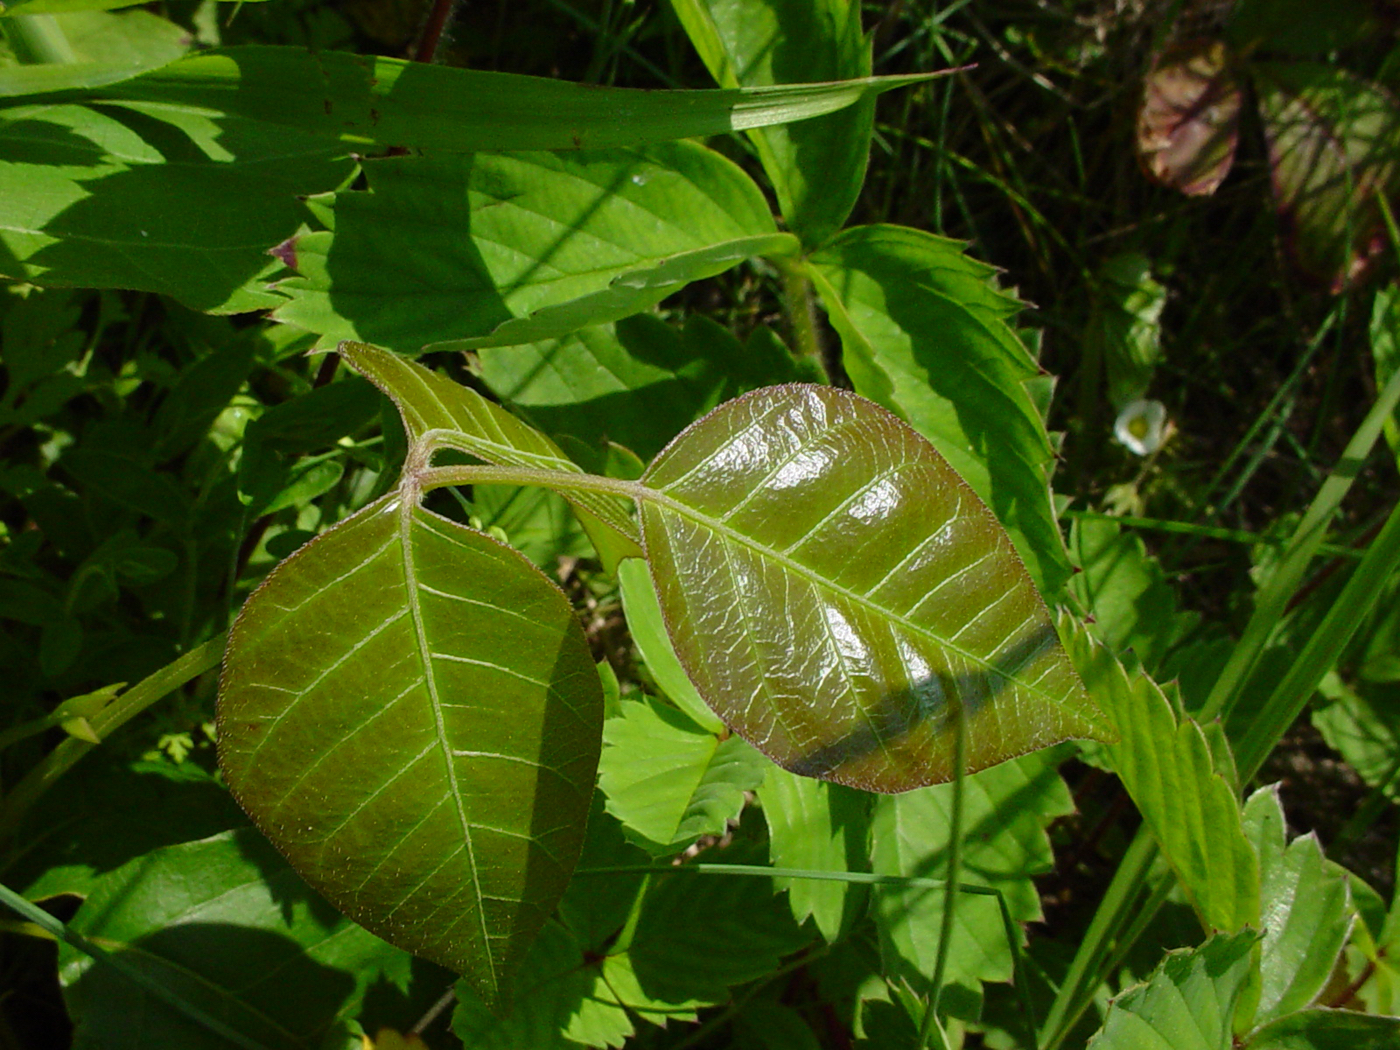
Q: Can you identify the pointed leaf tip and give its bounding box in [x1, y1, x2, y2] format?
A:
[637, 384, 1110, 792]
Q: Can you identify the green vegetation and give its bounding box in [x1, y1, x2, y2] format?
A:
[1, 1, 1398, 1048]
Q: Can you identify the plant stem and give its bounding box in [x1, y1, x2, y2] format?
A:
[0, 635, 226, 842]
[777, 258, 824, 365]
[2, 14, 76, 64]
[413, 0, 458, 64]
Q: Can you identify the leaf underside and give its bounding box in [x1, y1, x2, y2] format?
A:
[218, 494, 602, 1007]
[639, 384, 1109, 792]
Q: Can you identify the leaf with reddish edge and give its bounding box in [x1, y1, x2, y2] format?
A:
[1137, 39, 1242, 197]
[637, 384, 1111, 793]
[1255, 62, 1400, 291]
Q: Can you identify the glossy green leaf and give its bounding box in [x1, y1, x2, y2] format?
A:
[618, 557, 723, 732]
[476, 313, 811, 462]
[58, 828, 425, 1050]
[1086, 930, 1260, 1050]
[0, 98, 351, 312]
[217, 492, 603, 1006]
[870, 750, 1074, 1008]
[758, 766, 870, 941]
[271, 146, 786, 353]
[598, 694, 768, 855]
[1242, 785, 1353, 1025]
[809, 225, 1072, 598]
[0, 9, 189, 96]
[1061, 613, 1260, 933]
[101, 46, 933, 153]
[1254, 63, 1400, 291]
[639, 384, 1108, 792]
[340, 340, 640, 566]
[1246, 1010, 1400, 1049]
[670, 0, 872, 246]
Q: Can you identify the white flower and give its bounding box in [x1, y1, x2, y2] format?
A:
[1114, 399, 1168, 456]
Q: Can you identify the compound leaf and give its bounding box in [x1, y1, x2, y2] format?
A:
[638, 384, 1108, 792]
[217, 493, 603, 1008]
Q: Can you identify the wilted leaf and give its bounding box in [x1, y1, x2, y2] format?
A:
[1255, 63, 1400, 291]
[217, 493, 603, 1007]
[640, 385, 1109, 792]
[1137, 40, 1242, 197]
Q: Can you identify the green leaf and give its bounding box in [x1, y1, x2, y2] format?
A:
[1087, 253, 1167, 407]
[1085, 930, 1260, 1050]
[5, 0, 268, 13]
[270, 145, 785, 352]
[1313, 672, 1400, 801]
[0, 10, 189, 96]
[808, 225, 1071, 598]
[1254, 63, 1400, 291]
[670, 0, 873, 246]
[1241, 785, 1353, 1025]
[598, 694, 768, 855]
[61, 447, 190, 525]
[618, 557, 724, 732]
[1245, 1010, 1400, 1049]
[0, 98, 352, 312]
[340, 340, 640, 567]
[476, 313, 809, 462]
[217, 492, 604, 1007]
[101, 45, 934, 152]
[870, 751, 1075, 1008]
[1372, 285, 1400, 465]
[1061, 613, 1260, 934]
[638, 384, 1108, 792]
[758, 766, 870, 941]
[59, 828, 424, 1050]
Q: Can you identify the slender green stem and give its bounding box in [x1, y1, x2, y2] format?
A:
[1236, 496, 1400, 782]
[419, 462, 648, 504]
[0, 635, 226, 840]
[0, 881, 274, 1050]
[575, 863, 997, 896]
[919, 702, 967, 1049]
[1201, 363, 1400, 723]
[2, 13, 77, 64]
[776, 258, 824, 366]
[1064, 510, 1363, 560]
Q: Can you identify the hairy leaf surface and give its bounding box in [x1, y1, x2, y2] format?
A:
[639, 384, 1107, 791]
[218, 494, 603, 1007]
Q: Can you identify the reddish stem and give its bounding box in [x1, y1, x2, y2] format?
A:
[413, 0, 457, 64]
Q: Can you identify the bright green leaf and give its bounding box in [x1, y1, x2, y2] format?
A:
[271, 145, 783, 352]
[639, 385, 1108, 792]
[759, 766, 870, 941]
[1061, 613, 1260, 934]
[1086, 930, 1260, 1050]
[1241, 785, 1353, 1025]
[669, 0, 873, 246]
[870, 750, 1074, 1007]
[598, 694, 768, 855]
[0, 10, 189, 95]
[58, 828, 423, 1050]
[217, 492, 603, 1007]
[1245, 1009, 1400, 1049]
[809, 225, 1072, 598]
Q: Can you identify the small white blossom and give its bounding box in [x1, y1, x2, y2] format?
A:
[1114, 399, 1168, 456]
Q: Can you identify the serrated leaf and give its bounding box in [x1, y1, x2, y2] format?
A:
[1136, 40, 1242, 197]
[670, 0, 873, 246]
[1242, 785, 1354, 1024]
[1086, 930, 1259, 1050]
[639, 384, 1108, 792]
[759, 766, 870, 941]
[1061, 613, 1260, 934]
[870, 751, 1074, 1006]
[598, 694, 768, 855]
[340, 340, 640, 568]
[1245, 1009, 1400, 1049]
[1254, 63, 1400, 291]
[271, 146, 785, 353]
[101, 45, 933, 153]
[217, 493, 603, 1007]
[58, 828, 423, 1050]
[808, 225, 1071, 598]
